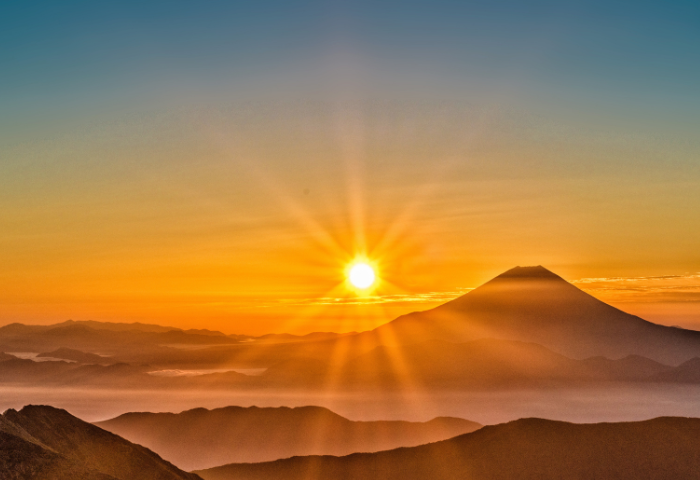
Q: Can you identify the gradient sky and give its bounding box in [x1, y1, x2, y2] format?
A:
[2, 1, 700, 334]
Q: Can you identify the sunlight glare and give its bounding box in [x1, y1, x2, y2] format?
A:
[349, 263, 376, 289]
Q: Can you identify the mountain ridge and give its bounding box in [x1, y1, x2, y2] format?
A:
[195, 416, 700, 480]
[0, 405, 202, 480]
[96, 405, 482, 470]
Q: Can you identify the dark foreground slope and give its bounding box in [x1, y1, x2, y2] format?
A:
[0, 405, 201, 480]
[96, 406, 481, 471]
[196, 417, 700, 480]
[370, 266, 700, 364]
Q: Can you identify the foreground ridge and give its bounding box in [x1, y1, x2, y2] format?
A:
[195, 416, 700, 480]
[0, 405, 201, 480]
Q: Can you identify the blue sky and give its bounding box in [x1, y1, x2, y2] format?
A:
[2, 0, 699, 111]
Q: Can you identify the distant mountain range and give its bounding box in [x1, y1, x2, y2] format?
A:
[4, 336, 699, 390]
[195, 416, 700, 480]
[0, 405, 200, 480]
[3, 266, 700, 390]
[96, 406, 481, 471]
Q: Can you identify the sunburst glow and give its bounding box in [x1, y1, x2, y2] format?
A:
[348, 263, 376, 289]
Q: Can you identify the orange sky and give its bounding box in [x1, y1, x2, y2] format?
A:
[2, 102, 700, 334]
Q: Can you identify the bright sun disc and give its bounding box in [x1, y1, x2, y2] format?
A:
[349, 263, 376, 289]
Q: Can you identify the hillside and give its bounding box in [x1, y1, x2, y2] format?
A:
[96, 406, 481, 471]
[0, 405, 201, 480]
[196, 416, 700, 480]
[38, 347, 111, 364]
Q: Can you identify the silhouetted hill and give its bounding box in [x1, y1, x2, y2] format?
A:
[38, 347, 111, 364]
[0, 356, 254, 389]
[0, 405, 201, 480]
[0, 338, 682, 391]
[652, 357, 700, 383]
[0, 352, 17, 361]
[96, 406, 481, 471]
[338, 339, 578, 388]
[367, 266, 700, 364]
[195, 416, 700, 480]
[579, 354, 671, 380]
[0, 322, 242, 360]
[0, 429, 117, 480]
[55, 320, 182, 333]
[0, 358, 152, 387]
[254, 339, 677, 389]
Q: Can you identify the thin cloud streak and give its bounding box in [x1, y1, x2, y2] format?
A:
[263, 288, 474, 307]
[266, 273, 700, 309]
[573, 273, 700, 303]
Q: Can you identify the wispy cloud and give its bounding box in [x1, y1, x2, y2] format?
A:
[573, 273, 700, 303]
[572, 274, 700, 284]
[251, 272, 700, 310]
[261, 288, 474, 307]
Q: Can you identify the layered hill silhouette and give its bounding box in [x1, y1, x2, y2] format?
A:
[195, 416, 700, 480]
[330, 338, 674, 388]
[96, 406, 481, 471]
[2, 338, 685, 390]
[0, 405, 201, 480]
[3, 266, 700, 389]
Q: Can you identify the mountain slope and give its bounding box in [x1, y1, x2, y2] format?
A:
[96, 406, 481, 471]
[368, 266, 700, 364]
[0, 430, 117, 480]
[253, 338, 676, 390]
[196, 416, 700, 480]
[0, 405, 202, 480]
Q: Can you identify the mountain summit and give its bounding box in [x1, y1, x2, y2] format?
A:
[371, 266, 700, 364]
[491, 265, 563, 279]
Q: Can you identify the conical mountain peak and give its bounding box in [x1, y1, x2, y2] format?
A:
[494, 265, 563, 280]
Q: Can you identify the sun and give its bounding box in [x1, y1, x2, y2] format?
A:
[348, 262, 376, 289]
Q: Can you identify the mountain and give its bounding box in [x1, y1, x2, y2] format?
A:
[0, 358, 153, 387]
[38, 347, 112, 364]
[367, 266, 700, 364]
[0, 338, 678, 390]
[2, 265, 699, 386]
[249, 338, 677, 390]
[0, 430, 116, 480]
[0, 356, 255, 389]
[195, 416, 700, 480]
[54, 320, 187, 334]
[0, 322, 242, 360]
[333, 338, 675, 388]
[96, 406, 481, 471]
[0, 405, 201, 480]
[651, 357, 700, 383]
[0, 352, 17, 361]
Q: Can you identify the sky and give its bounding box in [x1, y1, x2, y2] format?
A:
[1, 0, 700, 334]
